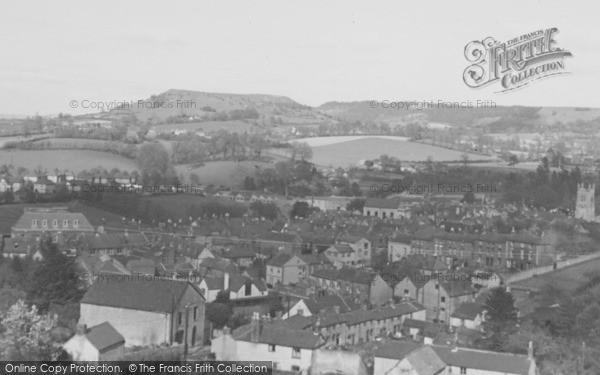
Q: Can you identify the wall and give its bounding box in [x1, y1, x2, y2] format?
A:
[62, 335, 100, 361]
[506, 251, 600, 285]
[80, 304, 170, 347]
[312, 348, 368, 375]
[388, 241, 411, 262]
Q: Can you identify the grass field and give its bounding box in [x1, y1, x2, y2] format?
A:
[512, 257, 600, 292]
[175, 160, 271, 187]
[272, 136, 494, 168]
[0, 149, 138, 173]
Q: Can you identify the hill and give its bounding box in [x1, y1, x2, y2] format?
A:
[102, 89, 331, 125]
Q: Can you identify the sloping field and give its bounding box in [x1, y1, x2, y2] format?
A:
[0, 149, 137, 173]
[275, 136, 493, 168]
[153, 120, 253, 134]
[175, 160, 271, 187]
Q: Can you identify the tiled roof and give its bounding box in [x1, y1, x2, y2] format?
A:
[81, 278, 203, 313]
[84, 322, 125, 352]
[299, 253, 332, 266]
[432, 345, 534, 375]
[374, 340, 422, 360]
[404, 346, 447, 375]
[450, 302, 484, 320]
[364, 198, 400, 209]
[330, 244, 355, 254]
[303, 295, 353, 314]
[2, 237, 41, 255]
[80, 233, 124, 250]
[267, 253, 294, 267]
[232, 322, 324, 349]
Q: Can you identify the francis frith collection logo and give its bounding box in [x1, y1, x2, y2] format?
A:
[463, 28, 572, 92]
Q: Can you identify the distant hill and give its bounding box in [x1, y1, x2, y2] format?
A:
[103, 89, 330, 125]
[317, 101, 600, 132]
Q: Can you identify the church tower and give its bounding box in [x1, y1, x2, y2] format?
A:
[575, 183, 596, 221]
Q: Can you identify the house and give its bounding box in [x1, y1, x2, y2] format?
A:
[78, 233, 126, 256]
[284, 301, 426, 346]
[283, 294, 357, 318]
[431, 342, 537, 375]
[298, 253, 332, 274]
[2, 237, 41, 259]
[374, 341, 446, 375]
[211, 313, 326, 375]
[324, 244, 356, 268]
[266, 253, 307, 286]
[375, 340, 538, 375]
[422, 274, 478, 324]
[255, 232, 303, 253]
[214, 246, 256, 268]
[338, 235, 372, 266]
[11, 207, 95, 243]
[388, 237, 412, 262]
[62, 322, 125, 361]
[77, 254, 132, 285]
[198, 257, 239, 277]
[363, 198, 410, 219]
[79, 278, 205, 347]
[449, 302, 485, 331]
[310, 268, 394, 305]
[199, 273, 268, 302]
[33, 177, 58, 195]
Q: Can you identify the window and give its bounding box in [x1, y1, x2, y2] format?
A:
[441, 296, 446, 302]
[193, 307, 198, 320]
[52, 220, 58, 228]
[435, 283, 439, 290]
[268, 344, 276, 352]
[245, 281, 252, 296]
[291, 366, 300, 372]
[73, 220, 79, 228]
[42, 220, 48, 228]
[460, 367, 467, 374]
[297, 309, 304, 316]
[31, 219, 37, 228]
[292, 347, 301, 358]
[63, 220, 68, 227]
[178, 312, 183, 326]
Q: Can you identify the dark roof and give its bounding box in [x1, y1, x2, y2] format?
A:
[303, 295, 353, 314]
[299, 253, 332, 266]
[374, 340, 422, 360]
[450, 302, 484, 320]
[329, 244, 355, 254]
[267, 253, 294, 267]
[81, 278, 204, 313]
[81, 233, 124, 250]
[84, 322, 125, 352]
[3, 237, 41, 255]
[364, 198, 400, 209]
[432, 345, 534, 375]
[439, 275, 477, 298]
[232, 322, 324, 349]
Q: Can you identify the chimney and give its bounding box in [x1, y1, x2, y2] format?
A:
[75, 323, 87, 336]
[251, 312, 260, 342]
[224, 273, 230, 291]
[333, 305, 340, 314]
[527, 341, 534, 360]
[313, 316, 321, 334]
[223, 326, 231, 336]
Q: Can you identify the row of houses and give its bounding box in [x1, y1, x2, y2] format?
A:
[388, 229, 555, 271]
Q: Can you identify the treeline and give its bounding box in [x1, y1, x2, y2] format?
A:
[5, 138, 138, 158]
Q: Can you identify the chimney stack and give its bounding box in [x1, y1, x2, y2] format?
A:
[527, 341, 534, 360]
[251, 312, 260, 342]
[223, 326, 231, 336]
[224, 273, 230, 291]
[333, 305, 340, 314]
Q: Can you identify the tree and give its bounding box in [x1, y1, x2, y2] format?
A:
[483, 287, 518, 349]
[347, 198, 366, 212]
[206, 303, 232, 329]
[26, 240, 85, 312]
[290, 201, 310, 218]
[135, 143, 176, 186]
[508, 154, 519, 166]
[0, 300, 61, 360]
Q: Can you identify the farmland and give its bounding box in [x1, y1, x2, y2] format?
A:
[175, 160, 272, 187]
[272, 136, 494, 168]
[152, 120, 254, 134]
[0, 149, 138, 173]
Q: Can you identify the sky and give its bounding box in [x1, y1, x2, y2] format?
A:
[0, 0, 598, 115]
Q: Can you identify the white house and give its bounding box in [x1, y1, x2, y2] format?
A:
[388, 239, 412, 262]
[62, 322, 125, 361]
[449, 302, 484, 331]
[199, 273, 268, 302]
[211, 313, 325, 375]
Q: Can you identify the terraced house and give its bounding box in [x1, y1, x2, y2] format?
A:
[310, 268, 393, 305]
[284, 301, 426, 346]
